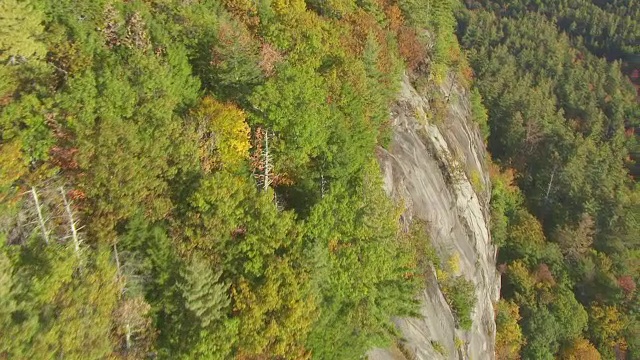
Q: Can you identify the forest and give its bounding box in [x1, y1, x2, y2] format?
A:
[0, 0, 460, 358]
[458, 0, 640, 359]
[0, 0, 638, 359]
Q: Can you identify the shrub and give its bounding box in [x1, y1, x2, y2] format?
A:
[437, 253, 476, 330]
[469, 87, 489, 140]
[469, 169, 485, 196]
[431, 340, 448, 356]
[443, 276, 476, 330]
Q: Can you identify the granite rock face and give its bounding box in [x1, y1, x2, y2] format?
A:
[371, 74, 500, 360]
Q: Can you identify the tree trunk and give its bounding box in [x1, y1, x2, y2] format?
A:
[60, 187, 81, 257]
[30, 187, 49, 245]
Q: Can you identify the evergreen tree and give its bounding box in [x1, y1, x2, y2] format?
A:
[179, 257, 230, 329]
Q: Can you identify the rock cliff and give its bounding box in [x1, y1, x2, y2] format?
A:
[370, 74, 500, 360]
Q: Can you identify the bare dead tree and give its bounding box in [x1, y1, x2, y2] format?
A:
[251, 127, 275, 192]
[60, 186, 81, 257]
[263, 129, 273, 191]
[523, 117, 543, 154]
[544, 164, 558, 203]
[30, 187, 50, 245]
[112, 242, 133, 350]
[320, 172, 327, 198]
[112, 242, 155, 354]
[113, 242, 124, 287]
[445, 74, 456, 103]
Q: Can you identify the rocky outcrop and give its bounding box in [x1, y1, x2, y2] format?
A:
[370, 74, 500, 360]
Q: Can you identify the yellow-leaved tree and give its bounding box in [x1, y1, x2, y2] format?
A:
[495, 299, 525, 360]
[560, 338, 601, 360]
[0, 0, 47, 97]
[0, 140, 26, 198]
[190, 96, 251, 172]
[588, 303, 627, 355]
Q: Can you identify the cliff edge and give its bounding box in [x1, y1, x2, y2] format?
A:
[371, 73, 500, 360]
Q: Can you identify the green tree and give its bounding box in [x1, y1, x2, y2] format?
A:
[521, 306, 560, 360]
[174, 256, 236, 359]
[249, 64, 331, 176]
[305, 163, 420, 358]
[1, 242, 119, 359]
[179, 257, 230, 329]
[442, 276, 476, 330]
[0, 0, 46, 63]
[0, 245, 20, 356]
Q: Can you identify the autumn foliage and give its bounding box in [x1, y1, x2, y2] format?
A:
[397, 26, 426, 72]
[495, 300, 524, 360]
[190, 97, 251, 172]
[560, 338, 602, 360]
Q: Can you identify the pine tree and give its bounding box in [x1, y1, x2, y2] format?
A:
[208, 17, 263, 99]
[179, 257, 230, 328]
[165, 256, 237, 360]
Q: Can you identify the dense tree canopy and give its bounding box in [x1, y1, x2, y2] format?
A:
[459, 1, 640, 359]
[1, 0, 638, 359]
[0, 0, 451, 358]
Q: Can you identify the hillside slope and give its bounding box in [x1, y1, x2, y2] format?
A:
[371, 73, 499, 360]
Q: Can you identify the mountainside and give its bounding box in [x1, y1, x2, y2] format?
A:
[371, 72, 498, 360]
[0, 0, 478, 359]
[3, 0, 637, 359]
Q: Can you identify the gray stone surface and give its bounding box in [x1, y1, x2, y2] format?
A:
[370, 74, 500, 360]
